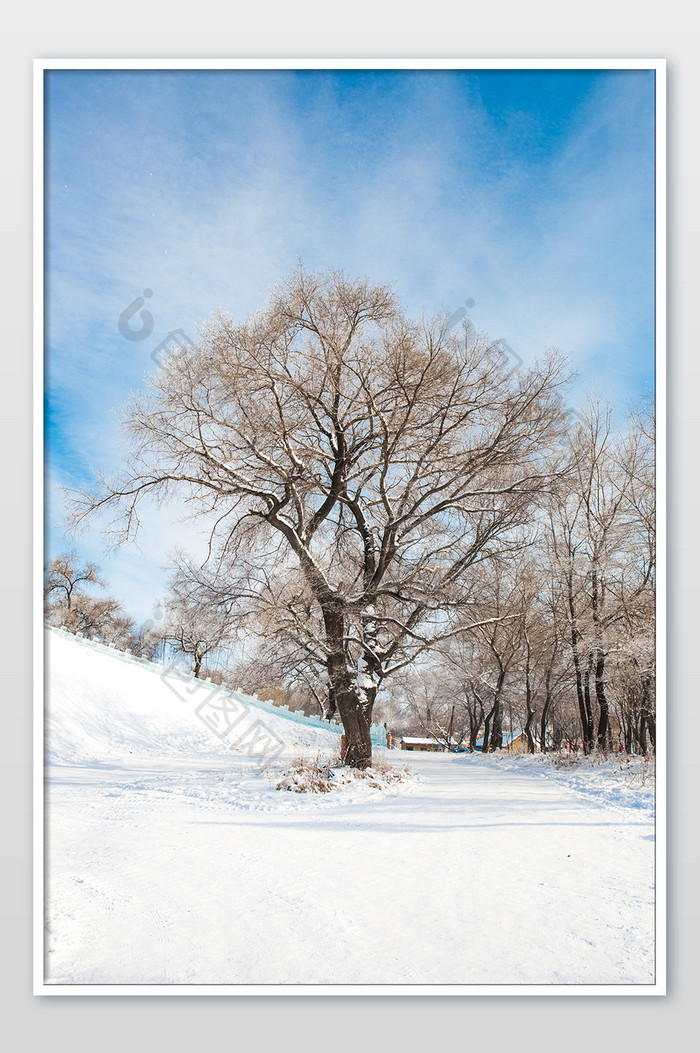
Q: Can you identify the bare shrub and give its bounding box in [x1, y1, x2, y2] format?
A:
[547, 750, 584, 770]
[274, 752, 336, 793]
[272, 749, 411, 793]
[623, 754, 656, 788]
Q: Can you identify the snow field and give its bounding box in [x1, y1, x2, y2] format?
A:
[44, 629, 656, 987]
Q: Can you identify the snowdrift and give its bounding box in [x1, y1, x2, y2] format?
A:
[45, 627, 342, 765]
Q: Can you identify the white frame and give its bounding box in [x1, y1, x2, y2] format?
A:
[33, 57, 666, 997]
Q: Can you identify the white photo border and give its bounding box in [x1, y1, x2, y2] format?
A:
[33, 56, 667, 997]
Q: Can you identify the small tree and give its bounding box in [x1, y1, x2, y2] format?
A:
[160, 568, 238, 678]
[44, 551, 129, 643]
[44, 551, 103, 615]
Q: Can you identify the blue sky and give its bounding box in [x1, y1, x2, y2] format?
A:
[44, 67, 657, 621]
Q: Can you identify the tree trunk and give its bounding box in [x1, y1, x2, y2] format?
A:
[326, 681, 337, 720]
[641, 675, 655, 751]
[524, 713, 535, 753]
[336, 687, 373, 768]
[589, 561, 609, 752]
[482, 708, 493, 752]
[539, 704, 549, 753]
[469, 691, 484, 752]
[468, 701, 482, 752]
[639, 712, 647, 755]
[487, 668, 506, 751]
[576, 652, 593, 753]
[323, 605, 373, 768]
[540, 667, 552, 753]
[572, 636, 593, 753]
[646, 711, 656, 751]
[594, 650, 610, 751]
[524, 635, 536, 754]
[488, 701, 503, 751]
[447, 705, 455, 751]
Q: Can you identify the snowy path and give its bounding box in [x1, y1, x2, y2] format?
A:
[44, 750, 655, 987]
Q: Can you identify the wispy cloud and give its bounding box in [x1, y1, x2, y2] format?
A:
[44, 67, 657, 620]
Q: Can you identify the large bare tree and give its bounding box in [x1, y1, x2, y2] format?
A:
[71, 268, 568, 766]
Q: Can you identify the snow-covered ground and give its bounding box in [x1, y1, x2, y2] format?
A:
[43, 629, 656, 988]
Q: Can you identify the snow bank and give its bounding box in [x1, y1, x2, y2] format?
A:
[45, 627, 339, 765]
[454, 748, 655, 820]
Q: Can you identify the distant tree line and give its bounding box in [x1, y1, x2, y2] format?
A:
[44, 552, 150, 655]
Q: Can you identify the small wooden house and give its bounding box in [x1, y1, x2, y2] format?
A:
[504, 731, 529, 753]
[471, 731, 529, 753]
[398, 736, 444, 752]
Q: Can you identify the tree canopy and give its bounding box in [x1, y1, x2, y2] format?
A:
[72, 268, 580, 765]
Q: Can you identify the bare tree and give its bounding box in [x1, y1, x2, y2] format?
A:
[44, 551, 131, 644]
[70, 267, 569, 767]
[430, 636, 487, 751]
[228, 637, 332, 719]
[160, 562, 241, 678]
[608, 397, 656, 752]
[44, 551, 103, 614]
[546, 396, 655, 753]
[461, 557, 527, 752]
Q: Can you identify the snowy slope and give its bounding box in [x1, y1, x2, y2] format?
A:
[46, 627, 339, 765]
